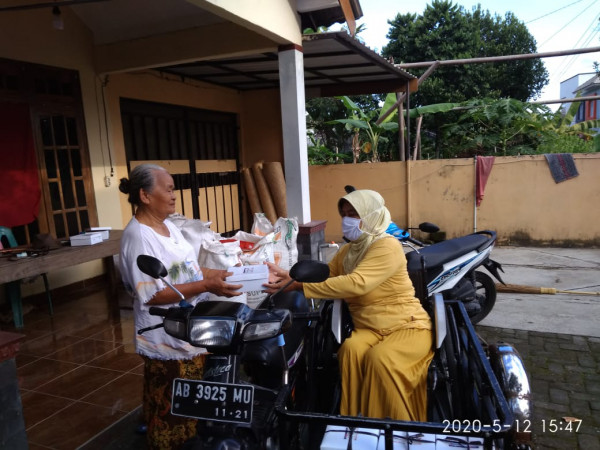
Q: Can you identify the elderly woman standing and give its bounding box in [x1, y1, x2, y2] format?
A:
[119, 163, 241, 449]
[265, 189, 433, 421]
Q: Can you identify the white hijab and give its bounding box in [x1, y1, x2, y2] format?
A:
[339, 189, 392, 273]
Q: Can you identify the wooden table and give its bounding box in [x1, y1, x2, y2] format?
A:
[0, 230, 122, 328]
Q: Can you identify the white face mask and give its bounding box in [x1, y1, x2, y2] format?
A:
[342, 216, 363, 241]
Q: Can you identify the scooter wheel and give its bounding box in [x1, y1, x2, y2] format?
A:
[468, 271, 496, 324]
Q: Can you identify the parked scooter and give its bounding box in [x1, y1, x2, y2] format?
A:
[343, 185, 504, 324]
[136, 255, 331, 449]
[405, 228, 505, 324]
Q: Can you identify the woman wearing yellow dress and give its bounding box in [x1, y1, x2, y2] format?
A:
[265, 189, 433, 421]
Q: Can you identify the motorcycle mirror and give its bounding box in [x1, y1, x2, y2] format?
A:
[289, 260, 330, 283]
[418, 222, 440, 233]
[136, 255, 187, 303]
[137, 255, 168, 278]
[344, 185, 356, 193]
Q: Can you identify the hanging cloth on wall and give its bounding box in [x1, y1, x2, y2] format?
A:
[476, 155, 495, 207]
[0, 103, 41, 227]
[544, 153, 579, 183]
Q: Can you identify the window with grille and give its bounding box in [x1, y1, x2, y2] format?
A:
[120, 98, 241, 236]
[38, 112, 97, 238]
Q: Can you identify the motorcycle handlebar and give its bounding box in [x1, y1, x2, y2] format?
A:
[148, 306, 168, 317]
[293, 310, 324, 320]
[407, 236, 425, 247]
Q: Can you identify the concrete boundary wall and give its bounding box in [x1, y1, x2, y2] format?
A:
[309, 153, 600, 247]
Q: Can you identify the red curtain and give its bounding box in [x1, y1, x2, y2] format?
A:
[0, 103, 41, 227]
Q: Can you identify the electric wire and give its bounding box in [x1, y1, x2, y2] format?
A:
[554, 19, 599, 79]
[94, 76, 108, 179]
[100, 76, 114, 177]
[538, 0, 596, 48]
[552, 11, 600, 82]
[525, 0, 585, 25]
[530, 0, 600, 94]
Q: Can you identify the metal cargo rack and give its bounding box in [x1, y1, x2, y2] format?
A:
[275, 300, 515, 450]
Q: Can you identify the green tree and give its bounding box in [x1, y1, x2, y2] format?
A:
[382, 1, 549, 105]
[381, 0, 549, 158]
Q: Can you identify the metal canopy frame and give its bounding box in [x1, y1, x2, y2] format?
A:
[159, 32, 417, 97]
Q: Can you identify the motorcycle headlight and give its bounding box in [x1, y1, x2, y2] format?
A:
[242, 321, 282, 341]
[189, 318, 236, 347]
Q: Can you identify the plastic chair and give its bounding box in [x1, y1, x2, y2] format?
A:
[0, 226, 53, 328]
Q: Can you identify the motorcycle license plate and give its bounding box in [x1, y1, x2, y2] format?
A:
[171, 378, 254, 424]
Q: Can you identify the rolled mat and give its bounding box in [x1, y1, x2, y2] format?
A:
[252, 162, 278, 224]
[241, 167, 262, 216]
[262, 161, 287, 218]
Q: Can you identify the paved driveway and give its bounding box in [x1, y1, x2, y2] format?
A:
[477, 246, 600, 449]
[480, 246, 600, 337]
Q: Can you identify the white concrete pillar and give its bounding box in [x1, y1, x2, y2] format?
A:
[278, 45, 311, 224]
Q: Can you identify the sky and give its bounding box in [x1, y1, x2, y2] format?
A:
[351, 0, 600, 104]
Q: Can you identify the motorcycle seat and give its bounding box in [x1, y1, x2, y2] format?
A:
[241, 291, 309, 372]
[406, 232, 493, 272]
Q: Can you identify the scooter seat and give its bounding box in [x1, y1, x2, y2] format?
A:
[241, 291, 309, 374]
[406, 231, 494, 272]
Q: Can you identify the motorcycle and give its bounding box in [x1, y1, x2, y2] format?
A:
[404, 227, 505, 324]
[136, 254, 532, 450]
[136, 255, 331, 449]
[344, 185, 505, 324]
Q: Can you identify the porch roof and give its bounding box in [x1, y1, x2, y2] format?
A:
[159, 32, 417, 97]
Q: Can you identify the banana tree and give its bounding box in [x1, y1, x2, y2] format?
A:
[328, 94, 400, 162]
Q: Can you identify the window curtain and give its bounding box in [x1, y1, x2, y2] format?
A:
[0, 103, 41, 227]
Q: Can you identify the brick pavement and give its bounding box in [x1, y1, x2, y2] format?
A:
[477, 326, 600, 450]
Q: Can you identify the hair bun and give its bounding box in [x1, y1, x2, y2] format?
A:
[118, 177, 131, 194]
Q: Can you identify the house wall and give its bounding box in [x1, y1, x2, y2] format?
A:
[309, 154, 600, 247]
[240, 89, 284, 168]
[560, 73, 596, 117]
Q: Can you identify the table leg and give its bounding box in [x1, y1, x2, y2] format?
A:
[103, 255, 120, 321]
[6, 282, 23, 329]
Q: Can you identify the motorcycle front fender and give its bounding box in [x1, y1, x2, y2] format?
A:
[482, 258, 506, 284]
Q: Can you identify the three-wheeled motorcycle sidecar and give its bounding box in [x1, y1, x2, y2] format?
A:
[273, 250, 532, 450]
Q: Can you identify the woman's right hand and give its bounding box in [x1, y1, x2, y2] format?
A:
[263, 261, 299, 294]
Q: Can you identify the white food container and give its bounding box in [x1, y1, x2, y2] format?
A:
[320, 425, 380, 450]
[87, 227, 111, 240]
[225, 264, 269, 293]
[70, 232, 104, 246]
[376, 430, 409, 450]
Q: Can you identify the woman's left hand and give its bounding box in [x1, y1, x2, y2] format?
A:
[201, 268, 243, 297]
